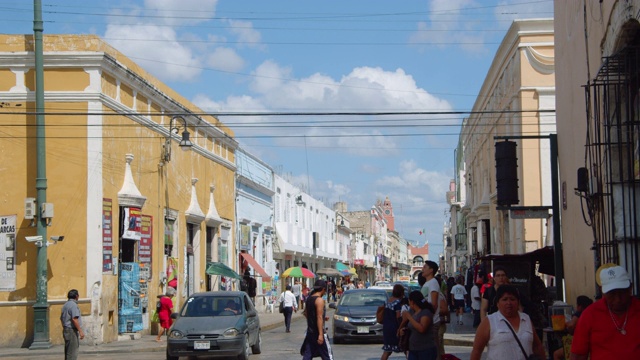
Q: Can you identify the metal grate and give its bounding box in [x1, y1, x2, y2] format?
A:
[584, 46, 640, 296]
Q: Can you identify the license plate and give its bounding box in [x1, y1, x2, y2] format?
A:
[357, 326, 369, 334]
[194, 340, 210, 350]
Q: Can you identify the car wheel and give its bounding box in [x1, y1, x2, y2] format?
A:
[166, 348, 179, 360]
[237, 335, 250, 360]
[251, 331, 262, 354]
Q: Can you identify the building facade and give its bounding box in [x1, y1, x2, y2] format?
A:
[459, 19, 555, 263]
[235, 148, 274, 310]
[555, 1, 640, 300]
[0, 35, 237, 347]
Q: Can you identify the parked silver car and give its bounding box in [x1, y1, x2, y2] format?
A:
[166, 291, 261, 360]
[329, 288, 388, 344]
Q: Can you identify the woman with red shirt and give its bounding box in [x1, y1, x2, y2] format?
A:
[156, 287, 175, 342]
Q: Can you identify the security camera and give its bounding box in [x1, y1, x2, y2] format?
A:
[51, 236, 64, 242]
[25, 236, 43, 243]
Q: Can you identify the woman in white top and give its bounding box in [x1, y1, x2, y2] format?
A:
[279, 285, 298, 333]
[470, 285, 545, 360]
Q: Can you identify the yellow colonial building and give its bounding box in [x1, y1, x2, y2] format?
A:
[459, 19, 555, 260]
[0, 34, 237, 347]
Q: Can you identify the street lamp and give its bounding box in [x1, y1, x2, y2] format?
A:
[162, 115, 193, 162]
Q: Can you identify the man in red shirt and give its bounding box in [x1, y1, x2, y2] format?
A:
[570, 265, 640, 359]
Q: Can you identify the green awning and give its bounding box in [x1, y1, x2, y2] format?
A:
[205, 262, 242, 280]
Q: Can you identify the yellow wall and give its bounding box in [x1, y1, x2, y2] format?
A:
[0, 34, 238, 347]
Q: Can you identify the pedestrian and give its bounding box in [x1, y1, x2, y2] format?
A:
[301, 279, 333, 360]
[279, 284, 298, 332]
[450, 277, 468, 325]
[301, 283, 309, 310]
[480, 266, 509, 319]
[570, 265, 640, 359]
[60, 289, 85, 360]
[470, 285, 545, 360]
[399, 290, 437, 360]
[552, 295, 593, 360]
[156, 287, 175, 342]
[420, 260, 446, 359]
[379, 284, 405, 359]
[471, 282, 482, 328]
[243, 270, 257, 304]
[292, 280, 302, 308]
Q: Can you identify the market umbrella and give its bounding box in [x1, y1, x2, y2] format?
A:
[341, 269, 358, 278]
[206, 262, 242, 280]
[335, 262, 349, 271]
[316, 268, 344, 277]
[282, 266, 316, 278]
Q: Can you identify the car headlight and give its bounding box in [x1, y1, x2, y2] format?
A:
[223, 328, 240, 337]
[333, 314, 350, 322]
[168, 330, 184, 339]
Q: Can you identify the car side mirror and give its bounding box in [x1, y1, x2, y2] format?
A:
[247, 310, 257, 318]
[170, 312, 179, 319]
[329, 303, 336, 309]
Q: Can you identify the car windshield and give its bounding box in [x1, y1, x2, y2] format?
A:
[340, 292, 386, 307]
[180, 296, 243, 317]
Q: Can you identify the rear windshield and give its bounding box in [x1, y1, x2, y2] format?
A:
[180, 296, 243, 317]
[340, 292, 386, 307]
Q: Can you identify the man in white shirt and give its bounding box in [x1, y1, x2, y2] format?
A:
[450, 277, 468, 325]
[421, 260, 445, 358]
[292, 280, 302, 308]
[280, 285, 298, 333]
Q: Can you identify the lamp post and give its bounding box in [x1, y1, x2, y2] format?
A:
[29, 0, 52, 350]
[162, 115, 193, 162]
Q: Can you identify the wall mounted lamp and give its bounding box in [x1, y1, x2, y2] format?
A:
[163, 115, 193, 162]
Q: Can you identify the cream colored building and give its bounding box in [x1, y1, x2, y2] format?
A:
[460, 19, 555, 259]
[555, 1, 640, 300]
[0, 35, 237, 346]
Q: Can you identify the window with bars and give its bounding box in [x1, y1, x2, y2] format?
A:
[584, 44, 640, 294]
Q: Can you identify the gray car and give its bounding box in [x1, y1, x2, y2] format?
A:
[166, 291, 261, 360]
[329, 288, 388, 344]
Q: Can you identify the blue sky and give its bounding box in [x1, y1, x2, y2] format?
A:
[0, 0, 554, 257]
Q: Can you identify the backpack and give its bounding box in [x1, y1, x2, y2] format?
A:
[240, 279, 248, 292]
[156, 298, 162, 312]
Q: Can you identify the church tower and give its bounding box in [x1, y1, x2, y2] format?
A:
[382, 197, 395, 231]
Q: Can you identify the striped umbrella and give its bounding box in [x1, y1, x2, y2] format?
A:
[281, 266, 316, 278]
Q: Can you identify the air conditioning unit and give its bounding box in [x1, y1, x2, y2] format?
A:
[24, 198, 36, 220]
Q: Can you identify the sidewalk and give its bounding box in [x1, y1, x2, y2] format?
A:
[0, 309, 475, 358]
[0, 310, 307, 358]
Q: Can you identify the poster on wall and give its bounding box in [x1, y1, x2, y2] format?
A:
[139, 215, 152, 273]
[102, 198, 113, 273]
[0, 214, 17, 291]
[122, 207, 141, 241]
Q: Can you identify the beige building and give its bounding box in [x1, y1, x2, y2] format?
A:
[459, 19, 555, 260]
[0, 35, 237, 346]
[555, 1, 640, 301]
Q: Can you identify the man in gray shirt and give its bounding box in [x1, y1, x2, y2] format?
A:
[60, 289, 84, 360]
[292, 280, 302, 308]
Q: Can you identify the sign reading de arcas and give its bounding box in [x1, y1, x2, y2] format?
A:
[0, 215, 17, 292]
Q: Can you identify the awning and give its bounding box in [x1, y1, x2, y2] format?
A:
[480, 246, 555, 276]
[240, 252, 272, 281]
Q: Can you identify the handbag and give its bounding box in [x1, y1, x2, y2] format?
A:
[279, 300, 285, 314]
[501, 319, 542, 360]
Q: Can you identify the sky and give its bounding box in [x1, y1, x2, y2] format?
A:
[0, 0, 554, 257]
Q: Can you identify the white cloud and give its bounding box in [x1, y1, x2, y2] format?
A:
[104, 23, 202, 82]
[144, 0, 219, 26]
[409, 0, 487, 53]
[226, 19, 264, 49]
[376, 160, 450, 199]
[207, 47, 245, 72]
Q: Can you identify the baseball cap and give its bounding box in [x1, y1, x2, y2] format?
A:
[599, 265, 631, 294]
[313, 279, 327, 291]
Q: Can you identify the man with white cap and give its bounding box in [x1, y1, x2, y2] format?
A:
[570, 264, 640, 359]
